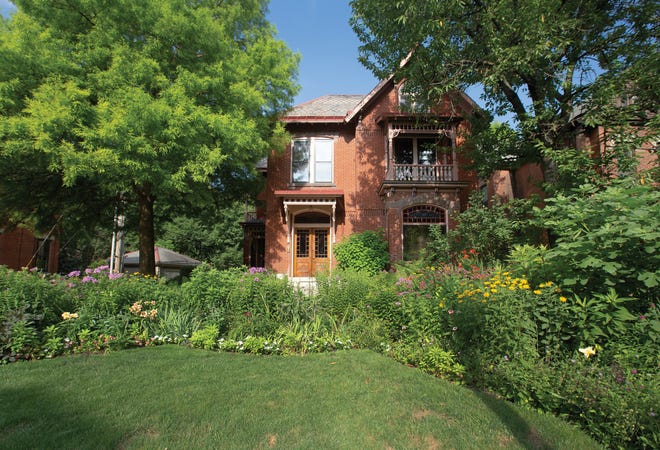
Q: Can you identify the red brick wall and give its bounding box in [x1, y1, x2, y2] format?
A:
[0, 227, 60, 272]
[262, 82, 479, 274]
[0, 228, 35, 270]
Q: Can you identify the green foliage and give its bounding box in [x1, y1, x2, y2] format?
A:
[190, 325, 219, 350]
[506, 243, 552, 286]
[429, 192, 538, 263]
[333, 230, 389, 274]
[317, 269, 401, 341]
[466, 121, 536, 177]
[1, 252, 657, 447]
[158, 202, 245, 270]
[488, 354, 659, 449]
[538, 178, 660, 303]
[153, 302, 201, 344]
[0, 0, 299, 274]
[386, 340, 464, 383]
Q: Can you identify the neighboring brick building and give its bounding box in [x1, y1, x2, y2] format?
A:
[244, 76, 481, 276]
[0, 226, 60, 272]
[486, 120, 658, 203]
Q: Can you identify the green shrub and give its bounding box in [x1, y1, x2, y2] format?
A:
[538, 178, 659, 304]
[190, 325, 219, 350]
[333, 230, 389, 274]
[385, 340, 464, 383]
[428, 192, 538, 263]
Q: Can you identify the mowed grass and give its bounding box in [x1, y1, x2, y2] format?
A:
[0, 346, 598, 449]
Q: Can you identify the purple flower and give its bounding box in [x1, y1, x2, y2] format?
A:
[67, 270, 81, 278]
[631, 369, 638, 375]
[81, 276, 98, 283]
[639, 315, 646, 320]
[108, 272, 123, 280]
[66, 282, 75, 288]
[395, 301, 402, 307]
[84, 268, 93, 274]
[253, 277, 260, 282]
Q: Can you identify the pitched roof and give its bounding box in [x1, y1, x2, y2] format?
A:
[123, 246, 201, 268]
[283, 95, 365, 123]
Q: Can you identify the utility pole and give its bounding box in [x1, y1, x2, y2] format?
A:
[109, 205, 126, 273]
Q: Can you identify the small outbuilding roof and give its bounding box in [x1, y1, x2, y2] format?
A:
[123, 246, 201, 268]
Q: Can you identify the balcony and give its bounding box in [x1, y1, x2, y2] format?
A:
[380, 163, 468, 197]
[390, 163, 457, 182]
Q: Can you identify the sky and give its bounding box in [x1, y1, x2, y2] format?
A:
[267, 0, 379, 104]
[0, 0, 14, 17]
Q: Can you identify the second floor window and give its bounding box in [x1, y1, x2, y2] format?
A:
[292, 137, 333, 183]
[394, 136, 453, 165]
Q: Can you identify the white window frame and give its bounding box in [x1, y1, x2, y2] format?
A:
[291, 137, 334, 184]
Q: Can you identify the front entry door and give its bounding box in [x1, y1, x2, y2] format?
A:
[294, 228, 329, 276]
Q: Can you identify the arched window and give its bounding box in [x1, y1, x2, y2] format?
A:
[402, 205, 447, 261]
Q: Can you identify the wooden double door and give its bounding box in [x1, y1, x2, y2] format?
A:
[294, 228, 329, 277]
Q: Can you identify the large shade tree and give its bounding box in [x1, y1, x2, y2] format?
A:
[0, 0, 298, 274]
[350, 0, 658, 183]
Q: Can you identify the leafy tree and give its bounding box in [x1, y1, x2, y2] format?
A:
[0, 0, 298, 274]
[350, 0, 658, 182]
[158, 202, 245, 270]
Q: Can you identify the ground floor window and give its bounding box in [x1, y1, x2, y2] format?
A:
[402, 205, 447, 261]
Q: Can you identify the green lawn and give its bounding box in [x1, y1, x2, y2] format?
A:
[0, 346, 598, 449]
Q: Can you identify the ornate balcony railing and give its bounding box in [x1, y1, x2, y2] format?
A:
[390, 164, 457, 182]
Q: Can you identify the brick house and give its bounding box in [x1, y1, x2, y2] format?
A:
[486, 116, 658, 203]
[0, 226, 60, 272]
[243, 76, 481, 276]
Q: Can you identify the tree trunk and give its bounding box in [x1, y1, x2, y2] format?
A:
[136, 183, 156, 276]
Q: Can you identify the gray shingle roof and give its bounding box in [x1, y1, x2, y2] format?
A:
[285, 94, 365, 119]
[123, 246, 201, 268]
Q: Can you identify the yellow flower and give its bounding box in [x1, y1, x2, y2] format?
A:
[533, 290, 542, 295]
[483, 292, 490, 298]
[560, 296, 567, 303]
[579, 346, 596, 358]
[61, 312, 79, 320]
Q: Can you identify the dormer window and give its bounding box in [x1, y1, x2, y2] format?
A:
[291, 137, 333, 184]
